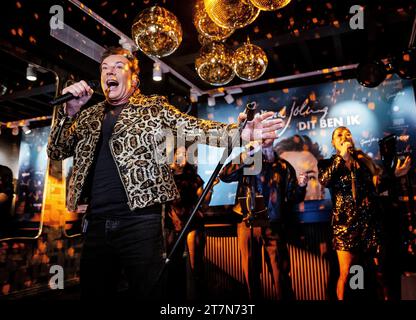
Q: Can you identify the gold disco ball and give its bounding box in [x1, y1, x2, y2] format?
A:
[203, 0, 260, 29]
[194, 0, 234, 41]
[195, 42, 235, 86]
[131, 6, 182, 58]
[249, 0, 291, 11]
[234, 42, 268, 81]
[197, 34, 214, 46]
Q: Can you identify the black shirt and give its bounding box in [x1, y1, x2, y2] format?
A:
[89, 103, 160, 217]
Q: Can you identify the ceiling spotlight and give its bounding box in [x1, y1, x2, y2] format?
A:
[190, 88, 199, 103]
[224, 87, 242, 104]
[22, 125, 32, 135]
[26, 64, 37, 82]
[207, 96, 216, 107]
[153, 62, 162, 81]
[356, 60, 387, 88]
[224, 93, 234, 104]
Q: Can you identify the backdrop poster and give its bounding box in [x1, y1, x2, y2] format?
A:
[197, 76, 416, 220]
[14, 126, 50, 221]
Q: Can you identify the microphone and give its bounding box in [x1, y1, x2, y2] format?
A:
[239, 101, 257, 130]
[245, 101, 257, 122]
[49, 80, 100, 106]
[347, 146, 355, 155]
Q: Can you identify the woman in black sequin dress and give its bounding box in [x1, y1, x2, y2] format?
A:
[318, 126, 382, 300]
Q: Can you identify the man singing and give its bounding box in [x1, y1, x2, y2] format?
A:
[47, 47, 283, 300]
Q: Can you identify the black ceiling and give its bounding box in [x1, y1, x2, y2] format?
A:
[0, 0, 415, 123]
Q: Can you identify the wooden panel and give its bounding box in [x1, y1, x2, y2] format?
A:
[204, 223, 331, 300]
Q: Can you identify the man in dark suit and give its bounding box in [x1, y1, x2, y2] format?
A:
[220, 143, 307, 300]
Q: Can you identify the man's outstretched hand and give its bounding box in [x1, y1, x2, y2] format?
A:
[238, 111, 284, 147]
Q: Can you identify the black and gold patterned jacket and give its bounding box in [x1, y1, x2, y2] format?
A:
[47, 94, 235, 211]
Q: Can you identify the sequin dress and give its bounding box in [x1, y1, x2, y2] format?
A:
[318, 155, 379, 252]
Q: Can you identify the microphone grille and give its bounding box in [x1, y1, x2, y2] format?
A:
[246, 101, 257, 111]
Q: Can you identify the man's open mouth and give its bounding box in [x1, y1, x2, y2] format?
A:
[106, 79, 119, 90]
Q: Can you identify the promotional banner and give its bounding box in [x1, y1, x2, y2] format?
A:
[197, 75, 416, 220]
[14, 126, 50, 221]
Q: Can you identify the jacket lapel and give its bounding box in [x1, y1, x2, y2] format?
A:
[83, 101, 106, 134]
[88, 100, 106, 119]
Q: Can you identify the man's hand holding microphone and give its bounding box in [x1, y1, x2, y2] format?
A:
[58, 80, 95, 117]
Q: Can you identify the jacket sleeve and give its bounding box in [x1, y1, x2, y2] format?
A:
[376, 160, 401, 194]
[195, 174, 212, 211]
[157, 96, 238, 147]
[219, 154, 245, 183]
[47, 105, 79, 161]
[318, 155, 344, 188]
[286, 162, 306, 204]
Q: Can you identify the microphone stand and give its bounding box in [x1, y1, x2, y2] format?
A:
[245, 175, 259, 300]
[348, 148, 357, 204]
[151, 105, 256, 297]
